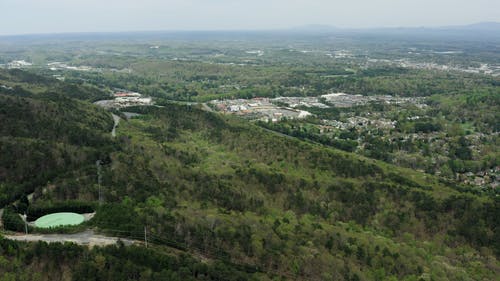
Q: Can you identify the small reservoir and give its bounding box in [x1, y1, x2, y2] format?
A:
[34, 212, 85, 228]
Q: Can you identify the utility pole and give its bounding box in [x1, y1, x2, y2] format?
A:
[96, 160, 102, 205]
[23, 213, 28, 236]
[144, 226, 148, 248]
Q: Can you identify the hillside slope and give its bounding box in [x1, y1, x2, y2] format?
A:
[0, 71, 498, 280]
[0, 81, 114, 206]
[35, 104, 498, 280]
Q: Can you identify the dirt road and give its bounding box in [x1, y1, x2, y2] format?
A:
[4, 230, 137, 247]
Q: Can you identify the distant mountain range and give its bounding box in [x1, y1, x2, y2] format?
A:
[292, 22, 500, 32]
[1, 22, 498, 41]
[447, 22, 500, 31]
[289, 22, 500, 39]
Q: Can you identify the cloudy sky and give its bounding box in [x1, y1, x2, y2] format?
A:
[0, 0, 499, 35]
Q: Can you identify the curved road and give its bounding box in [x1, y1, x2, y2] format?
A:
[111, 113, 120, 137]
[1, 114, 126, 247]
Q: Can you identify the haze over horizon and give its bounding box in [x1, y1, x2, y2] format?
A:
[1, 0, 499, 35]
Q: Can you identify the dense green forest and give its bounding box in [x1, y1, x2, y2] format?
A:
[0, 70, 114, 207]
[93, 105, 500, 280]
[3, 92, 497, 279]
[0, 238, 256, 281]
[0, 34, 499, 280]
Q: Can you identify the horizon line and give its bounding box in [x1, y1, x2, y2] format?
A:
[0, 21, 499, 38]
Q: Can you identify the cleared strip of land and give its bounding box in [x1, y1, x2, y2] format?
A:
[4, 230, 136, 247]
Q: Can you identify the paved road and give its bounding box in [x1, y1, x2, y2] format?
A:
[201, 103, 213, 112]
[4, 230, 137, 247]
[111, 113, 120, 137]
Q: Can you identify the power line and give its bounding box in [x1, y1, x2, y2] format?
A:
[1, 221, 313, 280]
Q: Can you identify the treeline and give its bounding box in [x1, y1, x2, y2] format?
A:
[27, 201, 95, 221]
[0, 238, 257, 281]
[258, 120, 359, 152]
[0, 93, 113, 145]
[0, 68, 111, 102]
[1, 206, 29, 233]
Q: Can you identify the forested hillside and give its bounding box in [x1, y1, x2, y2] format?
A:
[0, 238, 255, 281]
[6, 98, 494, 280]
[0, 72, 114, 207]
[0, 69, 110, 101]
[106, 105, 500, 280]
[0, 58, 499, 280]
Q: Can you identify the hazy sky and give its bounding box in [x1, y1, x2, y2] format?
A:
[1, 0, 499, 35]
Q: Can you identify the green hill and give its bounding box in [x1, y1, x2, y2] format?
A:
[0, 73, 114, 207]
[0, 70, 498, 280]
[28, 103, 497, 280]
